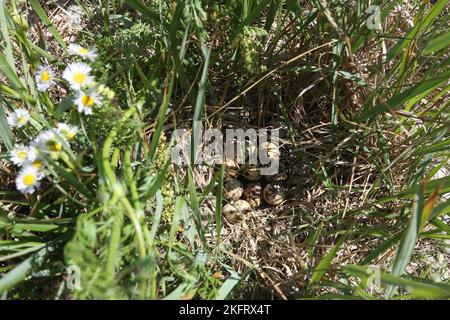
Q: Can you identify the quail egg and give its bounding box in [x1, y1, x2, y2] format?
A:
[223, 178, 243, 201]
[224, 158, 238, 178]
[241, 164, 260, 181]
[222, 200, 252, 223]
[263, 183, 285, 206]
[243, 183, 263, 208]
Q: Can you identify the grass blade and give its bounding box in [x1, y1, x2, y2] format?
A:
[357, 68, 450, 121]
[423, 31, 450, 55]
[0, 97, 14, 150]
[29, 0, 67, 48]
[385, 182, 425, 298]
[309, 236, 345, 286]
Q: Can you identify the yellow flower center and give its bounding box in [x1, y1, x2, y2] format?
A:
[17, 150, 28, 159]
[23, 174, 36, 186]
[78, 47, 89, 55]
[41, 71, 50, 82]
[47, 140, 62, 152]
[73, 72, 87, 85]
[32, 160, 44, 169]
[18, 116, 27, 125]
[60, 129, 75, 140]
[81, 95, 95, 106]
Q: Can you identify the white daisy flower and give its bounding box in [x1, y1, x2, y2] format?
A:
[7, 109, 30, 128]
[10, 144, 34, 166]
[24, 158, 45, 171]
[16, 165, 42, 194]
[62, 62, 93, 90]
[35, 65, 55, 91]
[35, 129, 64, 159]
[68, 43, 97, 62]
[28, 144, 41, 161]
[56, 123, 78, 141]
[36, 130, 63, 151]
[74, 90, 101, 115]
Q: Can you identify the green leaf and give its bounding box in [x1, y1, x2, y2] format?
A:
[0, 53, 24, 90]
[424, 31, 450, 55]
[51, 162, 94, 201]
[286, 0, 301, 12]
[191, 47, 211, 164]
[357, 68, 450, 121]
[187, 170, 207, 245]
[242, 0, 272, 25]
[163, 282, 197, 300]
[0, 241, 62, 294]
[0, 3, 16, 73]
[29, 0, 67, 48]
[0, 99, 14, 150]
[54, 96, 74, 119]
[168, 197, 185, 249]
[400, 176, 450, 199]
[415, 138, 450, 155]
[139, 159, 170, 200]
[430, 217, 450, 233]
[215, 267, 241, 300]
[310, 236, 345, 286]
[337, 70, 372, 88]
[148, 190, 164, 247]
[387, 0, 448, 60]
[385, 183, 424, 298]
[215, 164, 224, 245]
[123, 0, 160, 22]
[148, 73, 174, 161]
[362, 234, 402, 265]
[345, 265, 450, 299]
[0, 216, 71, 233]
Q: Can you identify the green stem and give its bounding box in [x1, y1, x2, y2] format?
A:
[119, 195, 146, 258]
[102, 108, 146, 258]
[105, 194, 122, 280]
[124, 145, 141, 212]
[101, 108, 135, 185]
[110, 148, 121, 168]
